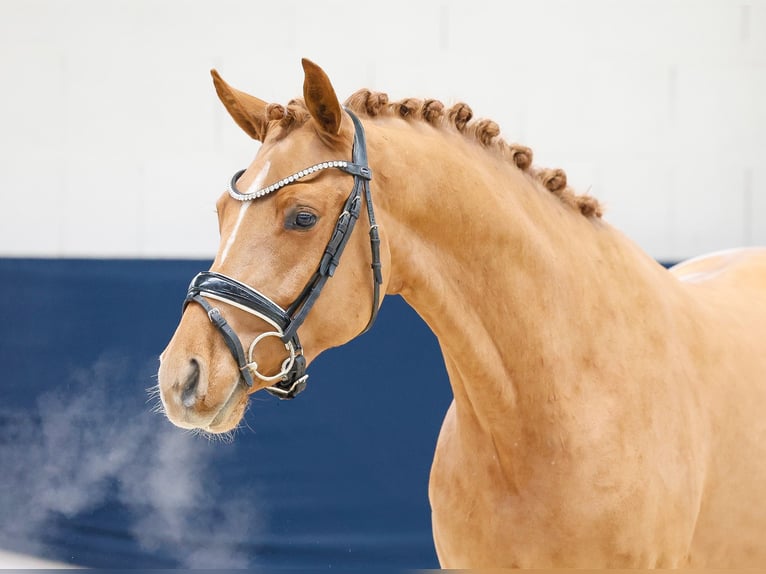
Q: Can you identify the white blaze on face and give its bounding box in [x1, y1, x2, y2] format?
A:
[220, 161, 271, 264]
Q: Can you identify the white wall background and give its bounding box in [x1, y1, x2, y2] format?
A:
[1, 0, 764, 261]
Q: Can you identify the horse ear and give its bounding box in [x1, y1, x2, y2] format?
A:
[210, 69, 269, 141]
[301, 58, 342, 136]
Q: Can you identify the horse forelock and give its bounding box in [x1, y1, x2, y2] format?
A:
[260, 89, 603, 218]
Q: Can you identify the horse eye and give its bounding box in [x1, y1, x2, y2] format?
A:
[290, 211, 318, 230]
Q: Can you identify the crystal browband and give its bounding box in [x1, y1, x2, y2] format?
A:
[228, 160, 350, 201]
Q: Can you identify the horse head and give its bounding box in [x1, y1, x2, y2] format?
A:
[158, 60, 389, 433]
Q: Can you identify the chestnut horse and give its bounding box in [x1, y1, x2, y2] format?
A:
[158, 59, 766, 568]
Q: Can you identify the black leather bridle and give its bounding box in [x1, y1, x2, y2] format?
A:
[183, 109, 382, 399]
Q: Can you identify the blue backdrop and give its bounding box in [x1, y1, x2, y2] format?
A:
[0, 258, 452, 568]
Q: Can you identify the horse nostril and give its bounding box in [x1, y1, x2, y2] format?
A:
[181, 359, 201, 408]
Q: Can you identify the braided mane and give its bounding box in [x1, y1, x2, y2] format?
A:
[266, 91, 602, 218]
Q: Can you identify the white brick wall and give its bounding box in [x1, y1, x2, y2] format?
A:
[1, 0, 764, 261]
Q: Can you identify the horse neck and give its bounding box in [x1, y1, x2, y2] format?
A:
[368, 119, 680, 436]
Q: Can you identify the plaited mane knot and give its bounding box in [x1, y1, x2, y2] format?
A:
[279, 100, 309, 129]
[577, 195, 603, 218]
[507, 144, 533, 170]
[422, 99, 445, 124]
[540, 168, 567, 193]
[266, 103, 285, 121]
[346, 89, 389, 116]
[395, 97, 422, 119]
[536, 168, 575, 208]
[473, 119, 500, 147]
[448, 103, 473, 132]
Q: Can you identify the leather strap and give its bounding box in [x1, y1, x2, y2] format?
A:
[187, 294, 255, 387]
[187, 271, 291, 331]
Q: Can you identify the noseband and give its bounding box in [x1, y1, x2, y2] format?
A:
[183, 110, 382, 399]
